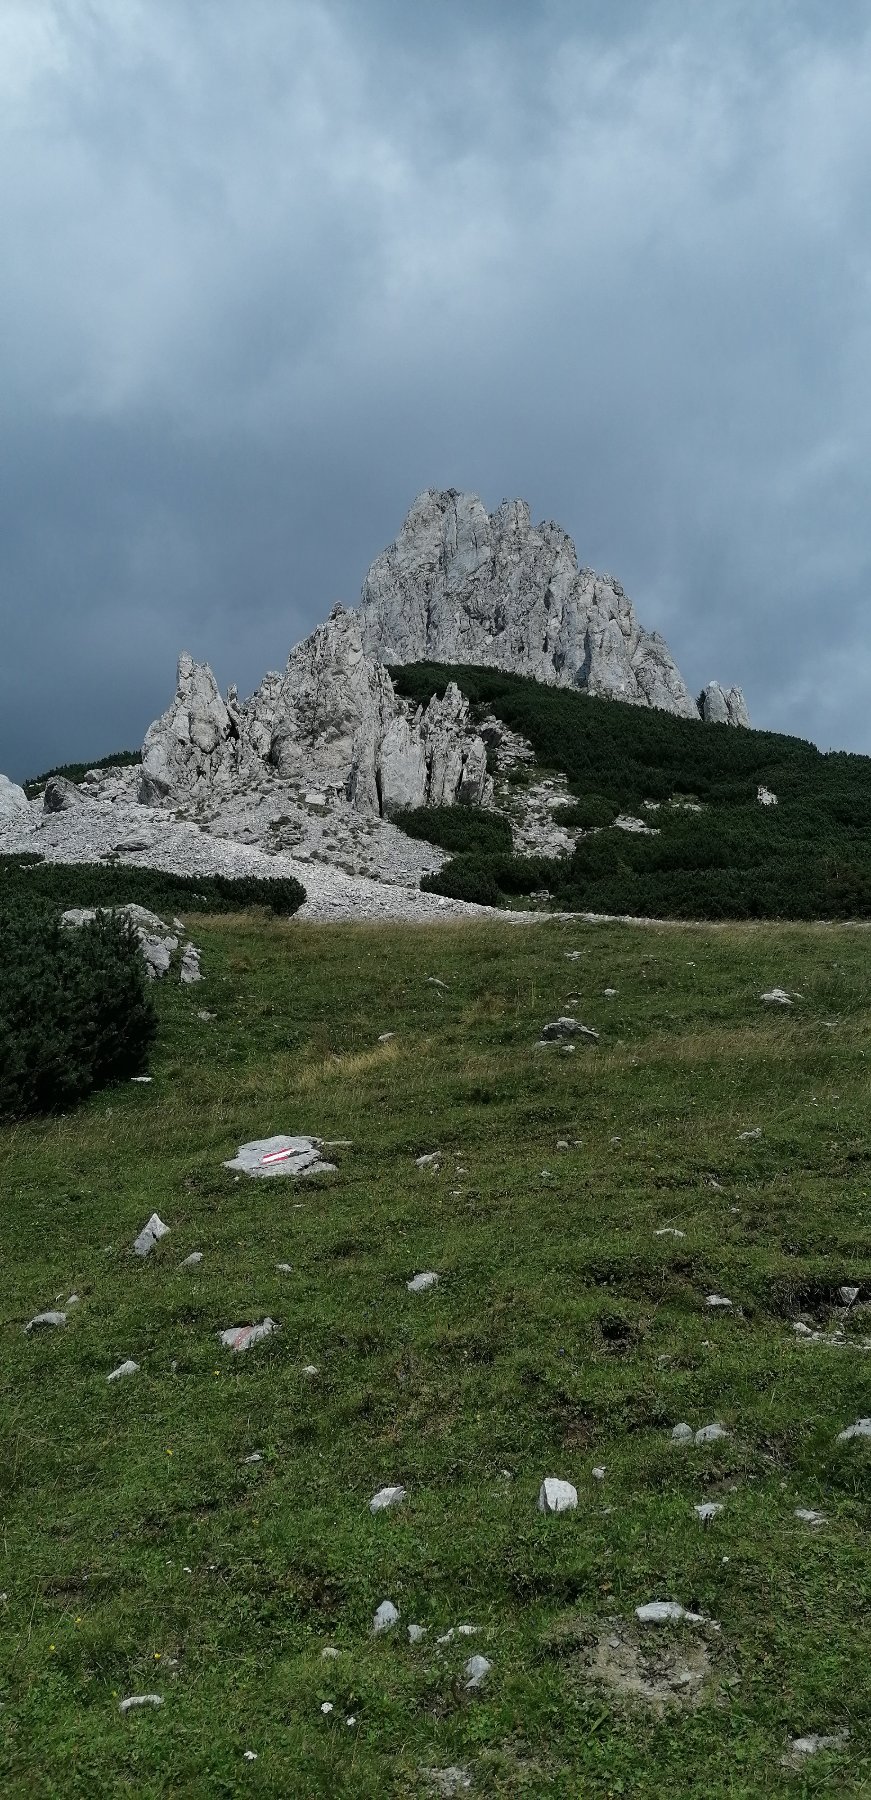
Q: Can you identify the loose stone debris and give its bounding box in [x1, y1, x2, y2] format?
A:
[133, 1213, 170, 1258]
[407, 1271, 439, 1293]
[108, 1360, 139, 1382]
[761, 988, 796, 1005]
[119, 1694, 163, 1713]
[301, 1364, 319, 1377]
[694, 1503, 723, 1524]
[321, 1646, 340, 1660]
[436, 1625, 479, 1645]
[369, 1485, 407, 1513]
[197, 1010, 216, 1021]
[179, 1251, 203, 1268]
[671, 1424, 693, 1444]
[276, 1262, 293, 1273]
[794, 1509, 827, 1526]
[179, 943, 202, 984]
[839, 1285, 859, 1306]
[584, 1619, 711, 1713]
[130, 1075, 152, 1083]
[223, 1135, 337, 1178]
[25, 1310, 67, 1332]
[415, 1152, 441, 1168]
[835, 1418, 871, 1442]
[538, 1477, 578, 1514]
[539, 1017, 599, 1043]
[373, 1600, 399, 1634]
[243, 1452, 263, 1464]
[592, 1466, 606, 1482]
[738, 1127, 762, 1140]
[421, 1770, 473, 1796]
[464, 1654, 492, 1690]
[243, 1750, 258, 1761]
[672, 1422, 728, 1445]
[655, 1228, 685, 1239]
[219, 1319, 279, 1353]
[378, 1032, 395, 1042]
[706, 1295, 734, 1309]
[407, 1623, 427, 1643]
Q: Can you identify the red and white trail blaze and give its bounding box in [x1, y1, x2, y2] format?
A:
[260, 1148, 294, 1165]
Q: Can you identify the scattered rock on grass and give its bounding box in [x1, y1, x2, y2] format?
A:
[671, 1424, 693, 1444]
[464, 1655, 492, 1690]
[372, 1599, 399, 1634]
[794, 1509, 827, 1526]
[415, 1152, 441, 1169]
[133, 1213, 169, 1258]
[592, 1466, 606, 1482]
[179, 943, 202, 984]
[408, 1623, 427, 1644]
[538, 1477, 578, 1514]
[25, 1310, 66, 1332]
[636, 1602, 707, 1625]
[179, 1251, 203, 1269]
[787, 1732, 848, 1758]
[378, 1032, 395, 1043]
[836, 1418, 871, 1442]
[407, 1271, 439, 1293]
[243, 1452, 263, 1464]
[540, 1018, 599, 1043]
[706, 1295, 734, 1309]
[694, 1503, 723, 1524]
[370, 1485, 407, 1513]
[219, 1319, 279, 1353]
[761, 989, 796, 1006]
[108, 1360, 139, 1382]
[321, 1646, 340, 1660]
[839, 1285, 860, 1306]
[119, 1693, 163, 1713]
[738, 1128, 762, 1141]
[694, 1422, 728, 1444]
[223, 1136, 337, 1179]
[655, 1228, 685, 1239]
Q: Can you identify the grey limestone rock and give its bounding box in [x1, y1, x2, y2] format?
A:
[133, 1212, 169, 1258]
[139, 652, 240, 804]
[698, 681, 750, 726]
[223, 1135, 337, 1178]
[540, 1017, 599, 1042]
[360, 488, 745, 722]
[43, 775, 87, 812]
[0, 773, 29, 820]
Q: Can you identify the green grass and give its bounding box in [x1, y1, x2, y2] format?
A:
[2, 915, 871, 1795]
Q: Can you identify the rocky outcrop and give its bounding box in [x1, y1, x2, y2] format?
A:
[137, 485, 748, 819]
[359, 489, 744, 722]
[0, 774, 29, 820]
[44, 774, 88, 812]
[139, 610, 491, 817]
[697, 681, 750, 727]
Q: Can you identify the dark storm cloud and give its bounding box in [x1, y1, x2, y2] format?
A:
[1, 0, 869, 778]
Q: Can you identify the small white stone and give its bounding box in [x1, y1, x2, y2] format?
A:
[694, 1502, 724, 1523]
[179, 1251, 203, 1268]
[839, 1286, 859, 1306]
[655, 1228, 685, 1238]
[369, 1484, 407, 1513]
[538, 1477, 578, 1514]
[694, 1422, 728, 1444]
[635, 1601, 705, 1625]
[243, 1750, 258, 1761]
[372, 1599, 399, 1634]
[761, 988, 794, 1005]
[321, 1646, 340, 1660]
[130, 1076, 152, 1083]
[836, 1418, 871, 1442]
[738, 1127, 762, 1140]
[301, 1364, 319, 1377]
[276, 1262, 293, 1273]
[671, 1423, 693, 1444]
[133, 1213, 169, 1258]
[378, 1032, 395, 1042]
[25, 1310, 66, 1332]
[592, 1466, 606, 1482]
[464, 1654, 492, 1689]
[108, 1359, 139, 1382]
[706, 1295, 734, 1309]
[415, 1152, 441, 1168]
[119, 1693, 163, 1713]
[65, 1294, 80, 1306]
[794, 1508, 827, 1525]
[789, 1731, 848, 1756]
[243, 1452, 263, 1464]
[407, 1271, 439, 1293]
[407, 1623, 427, 1643]
[320, 1701, 333, 1715]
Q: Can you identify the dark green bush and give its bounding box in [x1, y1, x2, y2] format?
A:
[0, 858, 306, 920]
[23, 750, 141, 798]
[420, 859, 501, 907]
[392, 805, 513, 856]
[0, 908, 157, 1120]
[551, 795, 619, 828]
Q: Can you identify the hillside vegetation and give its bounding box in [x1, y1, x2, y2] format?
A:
[2, 913, 870, 1794]
[393, 664, 871, 919]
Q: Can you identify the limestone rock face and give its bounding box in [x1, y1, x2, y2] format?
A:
[359, 489, 735, 721]
[44, 775, 87, 812]
[267, 606, 396, 813]
[139, 653, 239, 804]
[697, 681, 750, 727]
[0, 773, 29, 820]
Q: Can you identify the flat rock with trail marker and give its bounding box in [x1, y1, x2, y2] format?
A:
[219, 1319, 279, 1352]
[223, 1136, 337, 1178]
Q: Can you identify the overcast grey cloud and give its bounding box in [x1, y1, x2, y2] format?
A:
[1, 0, 869, 779]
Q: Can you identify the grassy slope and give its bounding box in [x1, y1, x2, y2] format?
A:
[2, 915, 871, 1796]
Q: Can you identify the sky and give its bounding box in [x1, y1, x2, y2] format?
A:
[1, 0, 870, 780]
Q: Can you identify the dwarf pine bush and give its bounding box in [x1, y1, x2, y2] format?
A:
[0, 908, 157, 1120]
